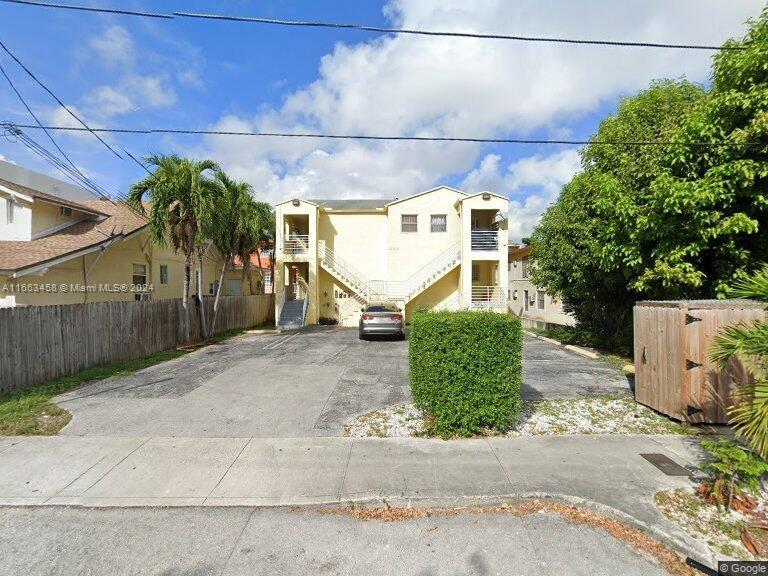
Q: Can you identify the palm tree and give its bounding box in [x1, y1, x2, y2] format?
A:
[127, 154, 220, 343]
[710, 266, 768, 458]
[208, 171, 258, 332]
[234, 201, 273, 296]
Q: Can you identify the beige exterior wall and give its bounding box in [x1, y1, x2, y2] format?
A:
[274, 187, 509, 327]
[508, 256, 575, 328]
[386, 188, 463, 281]
[0, 228, 253, 308]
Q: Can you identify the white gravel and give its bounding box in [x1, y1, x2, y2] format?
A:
[342, 404, 425, 437]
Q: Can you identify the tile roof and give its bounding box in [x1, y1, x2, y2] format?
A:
[0, 178, 110, 217]
[508, 245, 531, 260]
[0, 200, 149, 273]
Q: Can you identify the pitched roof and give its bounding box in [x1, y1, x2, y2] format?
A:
[0, 200, 149, 274]
[308, 198, 392, 211]
[508, 245, 531, 260]
[0, 178, 110, 217]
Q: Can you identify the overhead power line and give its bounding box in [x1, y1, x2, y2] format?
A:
[0, 40, 123, 159]
[0, 0, 171, 18]
[0, 62, 111, 201]
[5, 122, 763, 148]
[0, 0, 744, 51]
[173, 12, 745, 51]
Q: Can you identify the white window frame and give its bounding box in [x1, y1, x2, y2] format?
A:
[401, 214, 418, 233]
[537, 290, 546, 310]
[132, 263, 147, 286]
[430, 214, 447, 233]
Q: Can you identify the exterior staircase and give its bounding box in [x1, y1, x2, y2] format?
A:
[278, 299, 306, 330]
[317, 241, 462, 325]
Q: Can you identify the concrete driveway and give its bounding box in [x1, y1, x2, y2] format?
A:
[55, 328, 630, 438]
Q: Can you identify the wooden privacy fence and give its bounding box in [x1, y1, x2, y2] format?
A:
[633, 299, 766, 424]
[0, 294, 274, 393]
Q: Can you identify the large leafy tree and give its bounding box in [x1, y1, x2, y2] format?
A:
[530, 81, 704, 352]
[531, 10, 768, 352]
[127, 155, 220, 343]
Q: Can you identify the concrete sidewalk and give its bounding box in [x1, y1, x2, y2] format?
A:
[0, 434, 707, 551]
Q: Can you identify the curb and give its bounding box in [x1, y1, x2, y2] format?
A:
[524, 330, 600, 359]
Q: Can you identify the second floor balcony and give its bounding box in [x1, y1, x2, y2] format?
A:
[471, 229, 498, 251]
[283, 234, 310, 255]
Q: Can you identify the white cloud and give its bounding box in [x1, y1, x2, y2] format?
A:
[199, 0, 761, 204]
[461, 150, 582, 241]
[0, 153, 15, 164]
[85, 86, 136, 116]
[88, 25, 135, 66]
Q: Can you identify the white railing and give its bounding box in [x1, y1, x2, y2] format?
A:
[470, 285, 507, 309]
[297, 276, 309, 324]
[283, 234, 310, 254]
[403, 241, 461, 300]
[471, 229, 498, 251]
[318, 243, 370, 299]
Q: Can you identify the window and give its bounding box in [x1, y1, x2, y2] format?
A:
[208, 282, 218, 295]
[132, 263, 147, 285]
[537, 290, 546, 310]
[524, 290, 529, 311]
[401, 214, 418, 233]
[159, 265, 169, 285]
[472, 264, 479, 282]
[60, 206, 72, 217]
[430, 214, 447, 233]
[521, 258, 530, 279]
[6, 198, 14, 224]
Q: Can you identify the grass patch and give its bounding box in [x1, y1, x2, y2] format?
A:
[0, 348, 189, 436]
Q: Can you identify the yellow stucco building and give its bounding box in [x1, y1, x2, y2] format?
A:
[0, 174, 257, 308]
[274, 186, 509, 327]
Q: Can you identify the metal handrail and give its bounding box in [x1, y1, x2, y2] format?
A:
[284, 234, 310, 254]
[471, 229, 498, 251]
[470, 285, 507, 309]
[296, 276, 309, 324]
[403, 241, 461, 300]
[318, 243, 370, 299]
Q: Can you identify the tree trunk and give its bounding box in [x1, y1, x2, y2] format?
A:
[211, 258, 228, 335]
[198, 251, 208, 340]
[255, 249, 264, 295]
[182, 251, 192, 343]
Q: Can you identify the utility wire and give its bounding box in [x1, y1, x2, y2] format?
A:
[172, 12, 746, 51]
[0, 61, 112, 201]
[0, 0, 171, 18]
[0, 0, 744, 51]
[5, 122, 763, 148]
[0, 40, 123, 159]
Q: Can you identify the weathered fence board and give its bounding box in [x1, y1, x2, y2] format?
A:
[634, 299, 766, 424]
[0, 295, 274, 393]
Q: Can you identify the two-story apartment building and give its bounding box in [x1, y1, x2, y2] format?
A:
[273, 186, 509, 328]
[508, 245, 575, 329]
[0, 163, 259, 307]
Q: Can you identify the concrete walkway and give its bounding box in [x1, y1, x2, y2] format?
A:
[0, 433, 710, 559]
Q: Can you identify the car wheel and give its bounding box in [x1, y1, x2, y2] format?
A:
[358, 332, 365, 340]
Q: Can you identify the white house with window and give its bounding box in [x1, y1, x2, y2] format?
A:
[273, 186, 509, 328]
[508, 245, 575, 329]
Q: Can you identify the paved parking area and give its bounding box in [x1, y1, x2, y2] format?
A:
[55, 328, 630, 437]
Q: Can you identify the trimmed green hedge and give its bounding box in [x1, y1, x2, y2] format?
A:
[409, 311, 522, 437]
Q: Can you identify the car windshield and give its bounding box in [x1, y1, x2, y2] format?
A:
[366, 305, 398, 312]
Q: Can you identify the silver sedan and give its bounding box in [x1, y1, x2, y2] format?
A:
[358, 302, 405, 340]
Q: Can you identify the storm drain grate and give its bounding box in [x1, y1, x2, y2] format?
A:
[640, 453, 691, 476]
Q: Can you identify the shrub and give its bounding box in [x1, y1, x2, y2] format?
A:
[409, 311, 522, 437]
[700, 439, 768, 511]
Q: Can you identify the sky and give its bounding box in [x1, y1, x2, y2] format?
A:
[0, 0, 764, 240]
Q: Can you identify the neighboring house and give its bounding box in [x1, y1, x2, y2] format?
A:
[273, 186, 509, 328]
[231, 243, 275, 295]
[0, 166, 252, 308]
[508, 245, 575, 329]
